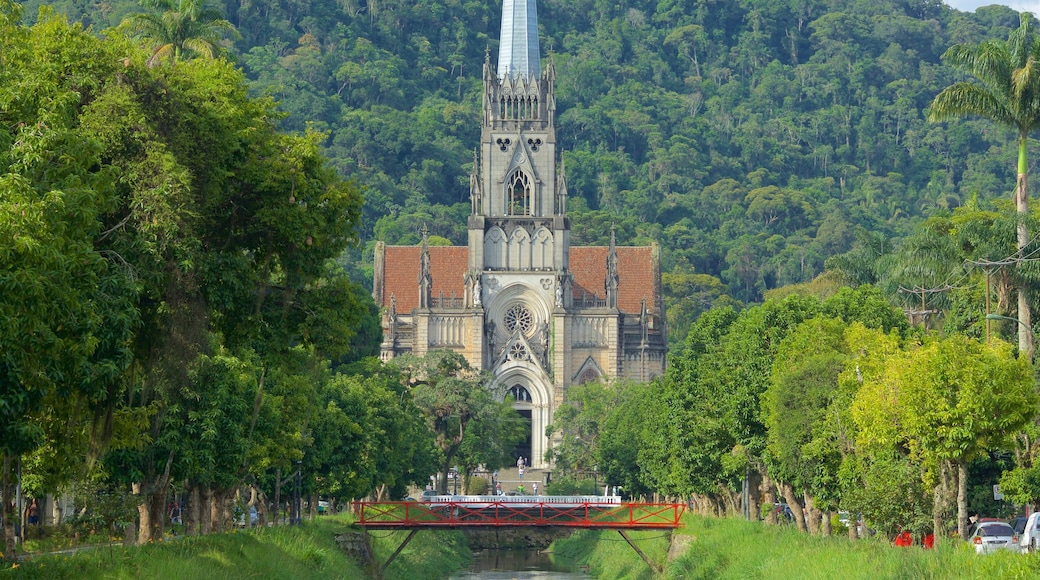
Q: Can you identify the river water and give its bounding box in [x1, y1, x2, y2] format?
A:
[449, 549, 589, 579]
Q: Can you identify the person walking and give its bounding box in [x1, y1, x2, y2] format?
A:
[532, 482, 539, 495]
[26, 499, 39, 526]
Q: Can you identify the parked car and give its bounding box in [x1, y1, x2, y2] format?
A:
[1010, 516, 1029, 536]
[969, 521, 1017, 554]
[419, 490, 440, 502]
[237, 505, 258, 527]
[1019, 513, 1040, 552]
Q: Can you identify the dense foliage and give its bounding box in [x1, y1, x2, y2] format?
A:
[15, 0, 1037, 347]
[0, 3, 514, 558]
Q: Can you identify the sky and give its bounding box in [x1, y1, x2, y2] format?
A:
[944, 1, 1039, 16]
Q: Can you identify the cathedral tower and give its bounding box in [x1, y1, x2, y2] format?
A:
[373, 0, 666, 470]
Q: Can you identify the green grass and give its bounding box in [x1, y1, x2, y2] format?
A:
[551, 527, 670, 580]
[550, 514, 1040, 580]
[1, 515, 470, 579]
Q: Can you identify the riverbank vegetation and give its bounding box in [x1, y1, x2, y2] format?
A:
[1, 514, 470, 579]
[552, 514, 1040, 579]
[547, 285, 1039, 541]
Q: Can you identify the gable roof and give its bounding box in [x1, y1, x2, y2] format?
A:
[379, 246, 469, 311]
[570, 246, 657, 313]
[377, 244, 658, 315]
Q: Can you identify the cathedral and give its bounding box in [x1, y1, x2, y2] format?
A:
[372, 0, 667, 468]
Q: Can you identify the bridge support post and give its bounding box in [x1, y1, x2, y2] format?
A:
[618, 530, 662, 574]
[377, 529, 419, 578]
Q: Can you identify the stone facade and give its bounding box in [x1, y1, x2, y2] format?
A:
[372, 0, 667, 468]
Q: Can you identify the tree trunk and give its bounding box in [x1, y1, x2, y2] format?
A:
[210, 488, 223, 533]
[309, 493, 319, 521]
[779, 481, 806, 532]
[222, 490, 233, 531]
[1015, 146, 1033, 360]
[274, 468, 282, 525]
[2, 455, 16, 560]
[760, 471, 777, 524]
[748, 468, 763, 521]
[187, 483, 200, 536]
[803, 491, 821, 535]
[720, 487, 740, 517]
[849, 515, 858, 540]
[932, 460, 951, 544]
[957, 461, 969, 540]
[134, 482, 151, 545]
[200, 486, 213, 535]
[150, 488, 167, 540]
[257, 489, 269, 528]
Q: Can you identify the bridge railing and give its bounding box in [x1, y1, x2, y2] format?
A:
[353, 498, 684, 529]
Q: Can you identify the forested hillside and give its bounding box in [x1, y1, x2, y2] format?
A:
[20, 0, 1035, 346]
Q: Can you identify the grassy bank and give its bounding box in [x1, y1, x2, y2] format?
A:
[1, 515, 469, 579]
[551, 514, 1040, 579]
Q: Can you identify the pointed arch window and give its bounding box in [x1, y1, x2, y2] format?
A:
[508, 171, 531, 215]
[510, 385, 532, 402]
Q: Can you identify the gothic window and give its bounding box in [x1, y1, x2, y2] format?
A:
[578, 368, 600, 384]
[508, 171, 531, 215]
[509, 385, 531, 402]
[504, 303, 533, 335]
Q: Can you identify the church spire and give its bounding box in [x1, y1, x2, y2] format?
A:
[497, 0, 540, 79]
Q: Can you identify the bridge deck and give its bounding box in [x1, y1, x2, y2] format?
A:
[353, 497, 685, 529]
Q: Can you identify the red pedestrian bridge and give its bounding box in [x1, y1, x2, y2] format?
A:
[353, 495, 685, 575]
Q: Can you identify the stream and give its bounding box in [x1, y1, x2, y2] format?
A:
[449, 549, 589, 579]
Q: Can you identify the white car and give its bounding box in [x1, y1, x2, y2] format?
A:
[1019, 512, 1040, 552]
[970, 521, 1017, 554]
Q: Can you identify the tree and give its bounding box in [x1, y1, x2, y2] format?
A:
[122, 0, 237, 66]
[0, 3, 139, 555]
[853, 335, 1036, 539]
[928, 13, 1040, 359]
[764, 317, 849, 535]
[392, 351, 520, 493]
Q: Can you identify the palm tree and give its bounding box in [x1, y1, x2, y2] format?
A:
[928, 13, 1040, 359]
[123, 0, 237, 66]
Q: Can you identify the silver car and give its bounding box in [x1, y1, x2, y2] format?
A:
[970, 522, 1017, 554]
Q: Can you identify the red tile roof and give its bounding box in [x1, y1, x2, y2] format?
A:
[379, 245, 657, 315]
[570, 247, 657, 313]
[380, 246, 469, 311]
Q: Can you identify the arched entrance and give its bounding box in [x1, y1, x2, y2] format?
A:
[495, 366, 551, 469]
[508, 384, 533, 461]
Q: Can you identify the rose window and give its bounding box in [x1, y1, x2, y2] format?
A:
[508, 342, 528, 361]
[503, 304, 533, 335]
